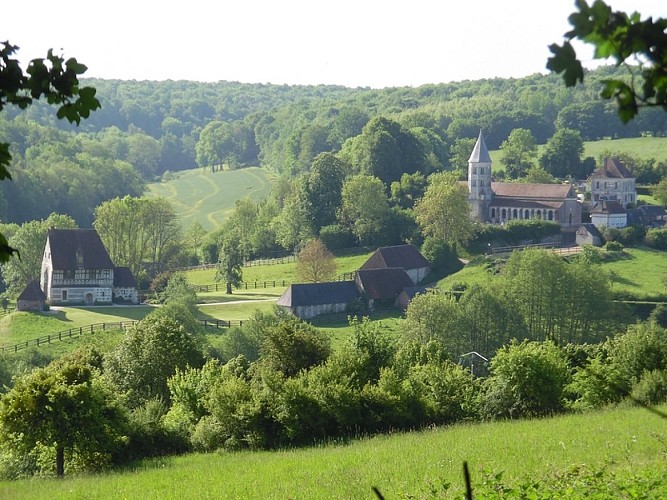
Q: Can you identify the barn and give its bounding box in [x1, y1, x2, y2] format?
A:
[277, 281, 360, 319]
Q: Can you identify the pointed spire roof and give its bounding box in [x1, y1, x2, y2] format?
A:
[468, 130, 492, 163]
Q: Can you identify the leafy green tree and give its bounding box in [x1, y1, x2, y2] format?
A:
[414, 171, 475, 247]
[260, 316, 331, 377]
[500, 128, 537, 179]
[402, 292, 466, 357]
[94, 196, 180, 279]
[104, 311, 205, 408]
[195, 120, 254, 171]
[652, 177, 667, 206]
[390, 172, 428, 209]
[295, 238, 336, 283]
[0, 357, 126, 477]
[340, 117, 426, 187]
[215, 230, 244, 294]
[184, 220, 208, 263]
[338, 174, 392, 246]
[548, 0, 667, 123]
[2, 213, 76, 297]
[519, 164, 558, 184]
[303, 153, 347, 231]
[127, 132, 161, 179]
[482, 340, 570, 419]
[538, 128, 585, 178]
[449, 138, 477, 175]
[0, 42, 99, 262]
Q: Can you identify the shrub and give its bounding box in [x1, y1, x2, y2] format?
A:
[482, 340, 570, 419]
[420, 236, 462, 276]
[318, 224, 356, 250]
[604, 240, 624, 252]
[644, 228, 667, 250]
[631, 369, 667, 405]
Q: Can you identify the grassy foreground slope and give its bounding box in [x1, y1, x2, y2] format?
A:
[147, 167, 273, 231]
[2, 404, 664, 499]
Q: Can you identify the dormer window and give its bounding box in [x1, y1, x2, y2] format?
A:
[76, 248, 84, 268]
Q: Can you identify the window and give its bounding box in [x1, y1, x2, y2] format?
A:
[64, 269, 75, 279]
[501, 209, 506, 219]
[62, 290, 68, 301]
[513, 209, 518, 219]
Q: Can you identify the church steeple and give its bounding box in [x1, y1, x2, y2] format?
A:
[468, 130, 492, 221]
[468, 129, 492, 163]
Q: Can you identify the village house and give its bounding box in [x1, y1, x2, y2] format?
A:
[40, 228, 139, 306]
[467, 131, 582, 240]
[589, 157, 636, 207]
[590, 199, 628, 229]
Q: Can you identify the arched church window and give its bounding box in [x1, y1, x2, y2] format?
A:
[501, 209, 506, 219]
[548, 211, 553, 221]
[513, 209, 518, 219]
[491, 208, 496, 218]
[524, 209, 530, 219]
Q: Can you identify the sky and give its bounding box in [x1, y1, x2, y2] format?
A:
[4, 1, 667, 89]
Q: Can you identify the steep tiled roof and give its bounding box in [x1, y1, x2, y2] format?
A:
[359, 244, 431, 272]
[277, 281, 359, 308]
[356, 268, 415, 300]
[468, 130, 492, 163]
[577, 223, 603, 240]
[17, 279, 46, 301]
[113, 267, 137, 288]
[591, 200, 626, 214]
[47, 229, 114, 270]
[592, 158, 634, 179]
[491, 182, 575, 199]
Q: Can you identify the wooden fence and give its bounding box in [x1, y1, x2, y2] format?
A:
[194, 280, 290, 293]
[0, 318, 241, 354]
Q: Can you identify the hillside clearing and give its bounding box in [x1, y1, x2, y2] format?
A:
[147, 167, 273, 231]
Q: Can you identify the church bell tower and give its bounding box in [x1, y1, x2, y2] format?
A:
[468, 130, 492, 221]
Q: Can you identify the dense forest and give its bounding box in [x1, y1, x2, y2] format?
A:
[1, 65, 667, 228]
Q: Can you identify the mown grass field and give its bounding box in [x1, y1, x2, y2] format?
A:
[147, 166, 273, 231]
[2, 404, 664, 499]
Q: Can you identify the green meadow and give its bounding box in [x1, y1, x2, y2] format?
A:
[489, 136, 667, 175]
[147, 167, 273, 231]
[1, 404, 664, 499]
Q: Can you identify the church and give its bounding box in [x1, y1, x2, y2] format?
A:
[467, 131, 582, 237]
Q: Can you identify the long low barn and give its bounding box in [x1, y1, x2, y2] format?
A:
[276, 281, 360, 319]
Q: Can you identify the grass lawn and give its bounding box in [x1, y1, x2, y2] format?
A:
[197, 300, 277, 322]
[2, 404, 664, 499]
[0, 306, 153, 347]
[606, 247, 667, 299]
[311, 309, 405, 350]
[436, 258, 497, 291]
[185, 250, 373, 289]
[147, 167, 273, 231]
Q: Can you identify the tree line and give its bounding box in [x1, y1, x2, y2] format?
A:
[3, 64, 667, 230]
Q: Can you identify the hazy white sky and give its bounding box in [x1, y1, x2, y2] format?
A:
[4, 1, 667, 88]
